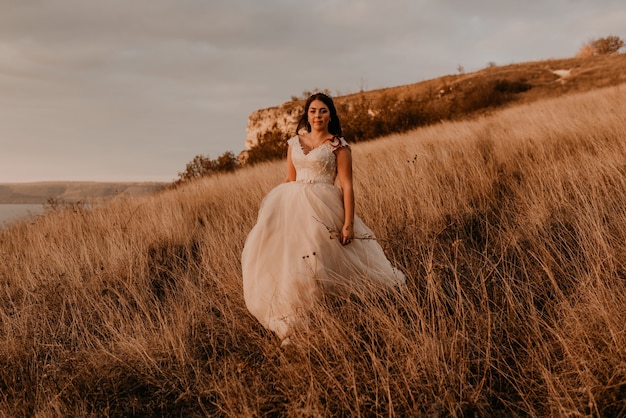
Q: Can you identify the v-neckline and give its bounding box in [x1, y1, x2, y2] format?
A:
[297, 135, 331, 156]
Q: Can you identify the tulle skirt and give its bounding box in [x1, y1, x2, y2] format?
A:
[241, 181, 405, 339]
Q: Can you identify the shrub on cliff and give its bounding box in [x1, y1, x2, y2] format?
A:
[578, 35, 624, 57]
[174, 151, 238, 185]
[245, 124, 290, 165]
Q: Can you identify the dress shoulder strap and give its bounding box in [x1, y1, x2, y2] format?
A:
[287, 136, 299, 147]
[329, 136, 350, 151]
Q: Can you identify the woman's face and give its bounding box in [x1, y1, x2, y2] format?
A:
[307, 99, 331, 131]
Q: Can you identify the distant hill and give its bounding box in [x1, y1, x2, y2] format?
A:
[244, 53, 626, 152]
[0, 182, 166, 204]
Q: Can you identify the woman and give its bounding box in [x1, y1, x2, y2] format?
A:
[242, 93, 405, 343]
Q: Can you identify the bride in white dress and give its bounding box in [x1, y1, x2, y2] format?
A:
[241, 93, 405, 342]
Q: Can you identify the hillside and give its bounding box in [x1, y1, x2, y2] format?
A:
[245, 53, 626, 150]
[1, 82, 625, 415]
[0, 181, 166, 204]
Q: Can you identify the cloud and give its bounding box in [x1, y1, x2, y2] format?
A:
[0, 0, 624, 181]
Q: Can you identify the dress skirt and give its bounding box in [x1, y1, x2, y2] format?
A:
[241, 180, 405, 339]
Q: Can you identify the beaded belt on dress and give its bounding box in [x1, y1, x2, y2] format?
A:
[296, 179, 333, 184]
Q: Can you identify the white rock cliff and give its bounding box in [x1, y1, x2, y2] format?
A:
[244, 101, 303, 150]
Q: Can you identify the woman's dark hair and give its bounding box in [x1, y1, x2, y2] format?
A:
[295, 93, 342, 136]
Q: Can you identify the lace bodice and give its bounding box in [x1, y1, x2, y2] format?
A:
[288, 136, 350, 184]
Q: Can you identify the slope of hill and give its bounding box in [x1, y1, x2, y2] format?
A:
[0, 181, 166, 204]
[245, 53, 626, 150]
[0, 81, 625, 415]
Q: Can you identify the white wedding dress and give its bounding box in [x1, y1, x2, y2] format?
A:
[241, 136, 405, 339]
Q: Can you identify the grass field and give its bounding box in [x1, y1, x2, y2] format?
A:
[1, 84, 625, 416]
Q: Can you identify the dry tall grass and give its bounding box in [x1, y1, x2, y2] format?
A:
[1, 84, 626, 416]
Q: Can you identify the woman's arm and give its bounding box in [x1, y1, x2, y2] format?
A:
[285, 145, 297, 182]
[336, 146, 355, 245]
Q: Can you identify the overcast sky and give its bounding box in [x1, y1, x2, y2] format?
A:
[1, 0, 624, 183]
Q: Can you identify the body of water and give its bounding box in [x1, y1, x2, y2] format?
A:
[0, 204, 45, 228]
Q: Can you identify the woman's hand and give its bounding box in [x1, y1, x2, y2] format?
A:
[341, 223, 354, 245]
